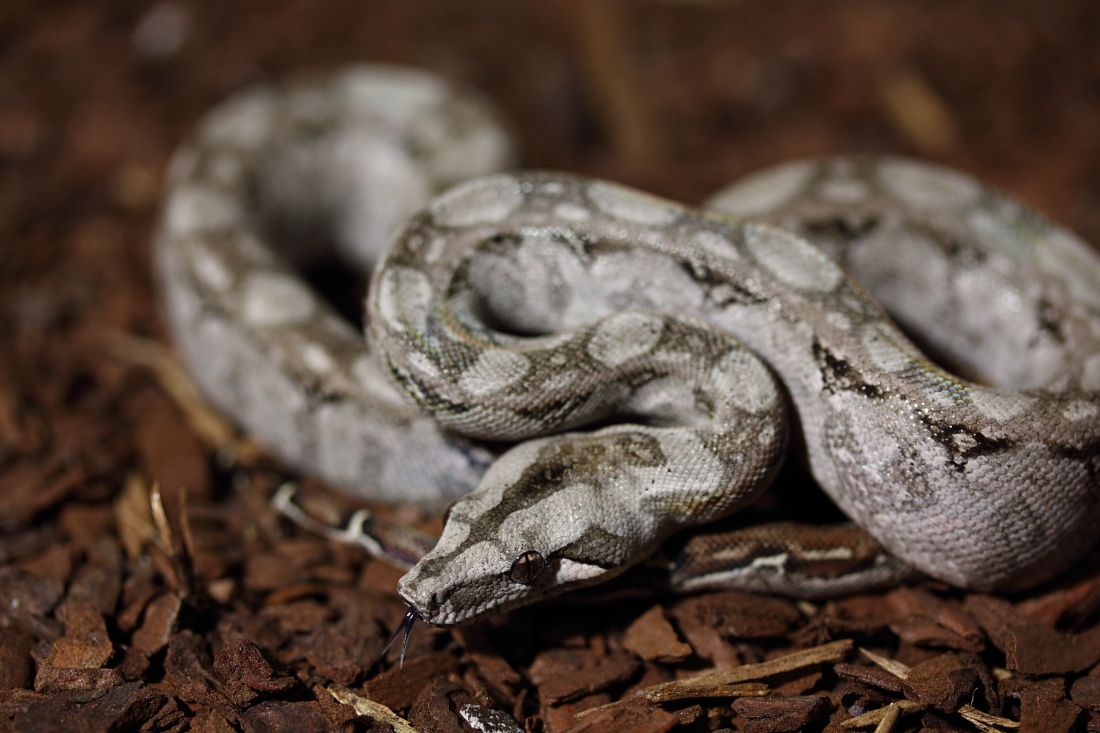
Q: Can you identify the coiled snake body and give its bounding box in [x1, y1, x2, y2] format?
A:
[157, 66, 1100, 627]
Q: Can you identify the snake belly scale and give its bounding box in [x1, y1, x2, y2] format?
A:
[158, 66, 1100, 628]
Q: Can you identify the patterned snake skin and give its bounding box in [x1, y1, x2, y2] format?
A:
[157, 66, 1100, 627]
[156, 66, 514, 504]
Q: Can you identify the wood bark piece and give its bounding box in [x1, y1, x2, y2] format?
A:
[629, 639, 851, 705]
[834, 664, 905, 694]
[33, 664, 124, 693]
[1016, 679, 1081, 733]
[537, 651, 641, 705]
[965, 595, 1100, 674]
[0, 628, 35, 690]
[161, 629, 240, 723]
[621, 605, 692, 663]
[130, 591, 181, 654]
[407, 677, 505, 733]
[561, 702, 679, 733]
[900, 654, 979, 713]
[884, 588, 984, 649]
[1071, 675, 1100, 711]
[3, 681, 167, 732]
[361, 652, 461, 712]
[0, 567, 64, 619]
[328, 683, 420, 733]
[212, 638, 297, 695]
[45, 601, 113, 669]
[732, 694, 830, 733]
[839, 699, 922, 729]
[238, 699, 356, 733]
[130, 385, 212, 504]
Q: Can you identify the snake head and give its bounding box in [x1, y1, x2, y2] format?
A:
[397, 431, 681, 626]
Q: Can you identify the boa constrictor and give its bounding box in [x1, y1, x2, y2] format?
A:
[156, 65, 1100, 627]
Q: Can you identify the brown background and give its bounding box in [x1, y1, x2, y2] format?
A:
[2, 2, 1100, 731]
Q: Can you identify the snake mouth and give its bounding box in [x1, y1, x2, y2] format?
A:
[399, 552, 627, 627]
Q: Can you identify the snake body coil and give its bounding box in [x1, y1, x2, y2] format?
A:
[157, 67, 1100, 627]
[156, 66, 514, 504]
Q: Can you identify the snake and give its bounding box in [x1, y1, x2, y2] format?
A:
[156, 65, 1100, 628]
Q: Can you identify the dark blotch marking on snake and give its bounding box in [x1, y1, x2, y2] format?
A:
[812, 340, 884, 399]
[918, 414, 1013, 471]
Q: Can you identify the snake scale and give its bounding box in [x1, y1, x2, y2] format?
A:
[156, 65, 1100, 627]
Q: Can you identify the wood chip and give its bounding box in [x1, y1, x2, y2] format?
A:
[1071, 676, 1100, 711]
[900, 654, 979, 713]
[858, 648, 911, 680]
[834, 663, 905, 694]
[966, 595, 1100, 674]
[329, 683, 421, 733]
[958, 704, 1020, 729]
[1016, 678, 1082, 733]
[563, 702, 680, 733]
[361, 651, 461, 711]
[130, 591, 181, 655]
[635, 639, 851, 704]
[840, 699, 922, 728]
[538, 651, 641, 705]
[871, 702, 900, 733]
[622, 604, 692, 663]
[732, 694, 830, 733]
[45, 600, 114, 669]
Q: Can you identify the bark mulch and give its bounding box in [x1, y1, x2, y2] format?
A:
[3, 2, 1100, 731]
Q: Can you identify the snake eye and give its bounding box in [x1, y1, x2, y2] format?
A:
[508, 551, 545, 585]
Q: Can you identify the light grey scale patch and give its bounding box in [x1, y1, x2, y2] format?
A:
[339, 66, 446, 121]
[553, 202, 590, 222]
[819, 177, 870, 204]
[707, 160, 814, 216]
[300, 342, 335, 374]
[877, 157, 981, 210]
[424, 236, 447, 264]
[691, 229, 741, 260]
[860, 324, 913, 374]
[240, 272, 316, 327]
[197, 91, 276, 149]
[1035, 230, 1100, 312]
[586, 180, 683, 226]
[968, 389, 1035, 424]
[745, 224, 843, 293]
[190, 245, 233, 292]
[1064, 401, 1098, 422]
[586, 312, 664, 367]
[1081, 354, 1100, 391]
[430, 175, 524, 226]
[459, 350, 531, 396]
[205, 153, 248, 189]
[376, 266, 433, 333]
[710, 348, 776, 414]
[624, 375, 710, 427]
[164, 185, 243, 237]
[407, 351, 441, 379]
